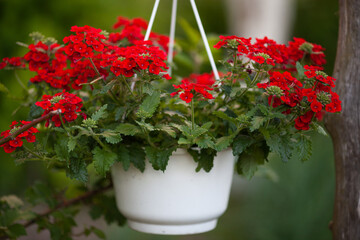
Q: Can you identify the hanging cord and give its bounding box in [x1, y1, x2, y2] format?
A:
[189, 0, 220, 80]
[167, 0, 178, 76]
[144, 0, 161, 40]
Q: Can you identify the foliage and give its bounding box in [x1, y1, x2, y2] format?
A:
[0, 15, 341, 239]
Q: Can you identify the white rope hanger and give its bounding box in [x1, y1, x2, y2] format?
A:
[144, 0, 220, 80]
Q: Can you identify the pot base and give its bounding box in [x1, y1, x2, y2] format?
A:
[127, 219, 218, 235]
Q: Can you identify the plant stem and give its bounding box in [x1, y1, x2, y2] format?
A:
[14, 71, 27, 91]
[22, 145, 42, 159]
[191, 100, 195, 130]
[0, 110, 61, 146]
[88, 58, 120, 104]
[120, 76, 135, 98]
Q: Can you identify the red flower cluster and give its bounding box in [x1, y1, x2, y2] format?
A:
[25, 41, 70, 89]
[0, 57, 26, 69]
[63, 25, 107, 62]
[0, 121, 39, 153]
[257, 66, 341, 130]
[109, 16, 170, 52]
[35, 91, 84, 127]
[214, 36, 326, 68]
[171, 73, 216, 103]
[102, 44, 170, 78]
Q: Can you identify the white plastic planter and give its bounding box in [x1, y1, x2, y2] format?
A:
[111, 148, 235, 235]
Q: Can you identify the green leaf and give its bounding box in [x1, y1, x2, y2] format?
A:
[136, 91, 161, 119]
[0, 195, 23, 208]
[296, 61, 305, 79]
[136, 120, 155, 131]
[115, 145, 130, 171]
[179, 18, 201, 45]
[296, 135, 312, 162]
[91, 104, 108, 121]
[116, 123, 141, 136]
[66, 157, 88, 183]
[233, 135, 255, 156]
[54, 136, 69, 164]
[213, 111, 238, 124]
[195, 136, 215, 149]
[29, 103, 44, 119]
[101, 130, 122, 144]
[201, 122, 213, 130]
[215, 135, 235, 152]
[145, 147, 175, 171]
[92, 147, 117, 176]
[178, 137, 191, 145]
[265, 134, 294, 162]
[67, 138, 77, 152]
[100, 80, 116, 94]
[129, 145, 146, 172]
[0, 82, 9, 94]
[91, 227, 106, 239]
[311, 122, 328, 136]
[143, 82, 154, 95]
[250, 116, 266, 132]
[6, 224, 26, 238]
[236, 144, 266, 179]
[114, 107, 126, 121]
[156, 124, 177, 138]
[196, 148, 217, 172]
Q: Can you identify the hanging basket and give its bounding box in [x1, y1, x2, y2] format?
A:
[111, 149, 235, 235]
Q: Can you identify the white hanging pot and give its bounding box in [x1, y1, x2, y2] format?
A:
[111, 148, 235, 235]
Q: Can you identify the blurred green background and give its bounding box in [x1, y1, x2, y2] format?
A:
[0, 0, 338, 239]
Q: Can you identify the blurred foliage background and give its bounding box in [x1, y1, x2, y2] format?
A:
[0, 0, 338, 239]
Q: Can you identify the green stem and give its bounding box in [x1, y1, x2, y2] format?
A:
[89, 58, 120, 104]
[89, 128, 110, 151]
[191, 100, 195, 130]
[23, 145, 42, 159]
[120, 76, 135, 98]
[14, 71, 27, 91]
[59, 114, 71, 137]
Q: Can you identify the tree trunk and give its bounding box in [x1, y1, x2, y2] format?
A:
[326, 0, 360, 239]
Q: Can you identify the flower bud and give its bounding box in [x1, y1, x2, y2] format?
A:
[316, 92, 331, 105]
[29, 32, 45, 43]
[299, 42, 314, 53]
[266, 86, 283, 97]
[82, 119, 98, 129]
[227, 39, 239, 48]
[50, 95, 65, 104]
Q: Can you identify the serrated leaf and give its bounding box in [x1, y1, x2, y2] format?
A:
[101, 131, 122, 144]
[213, 111, 238, 124]
[156, 124, 177, 138]
[201, 122, 213, 130]
[296, 135, 312, 162]
[66, 157, 88, 183]
[265, 134, 294, 162]
[54, 136, 69, 164]
[129, 145, 146, 172]
[195, 136, 215, 149]
[195, 148, 216, 172]
[100, 80, 116, 94]
[296, 61, 305, 79]
[92, 147, 117, 176]
[230, 87, 243, 97]
[91, 104, 108, 121]
[0, 195, 23, 208]
[215, 135, 235, 152]
[312, 122, 328, 136]
[143, 82, 154, 95]
[29, 104, 44, 119]
[91, 227, 106, 239]
[136, 91, 161, 119]
[135, 120, 155, 131]
[178, 137, 191, 145]
[116, 123, 141, 136]
[250, 116, 266, 132]
[116, 145, 130, 171]
[233, 135, 255, 156]
[67, 138, 76, 152]
[221, 85, 232, 96]
[114, 107, 126, 121]
[236, 144, 266, 179]
[145, 147, 175, 171]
